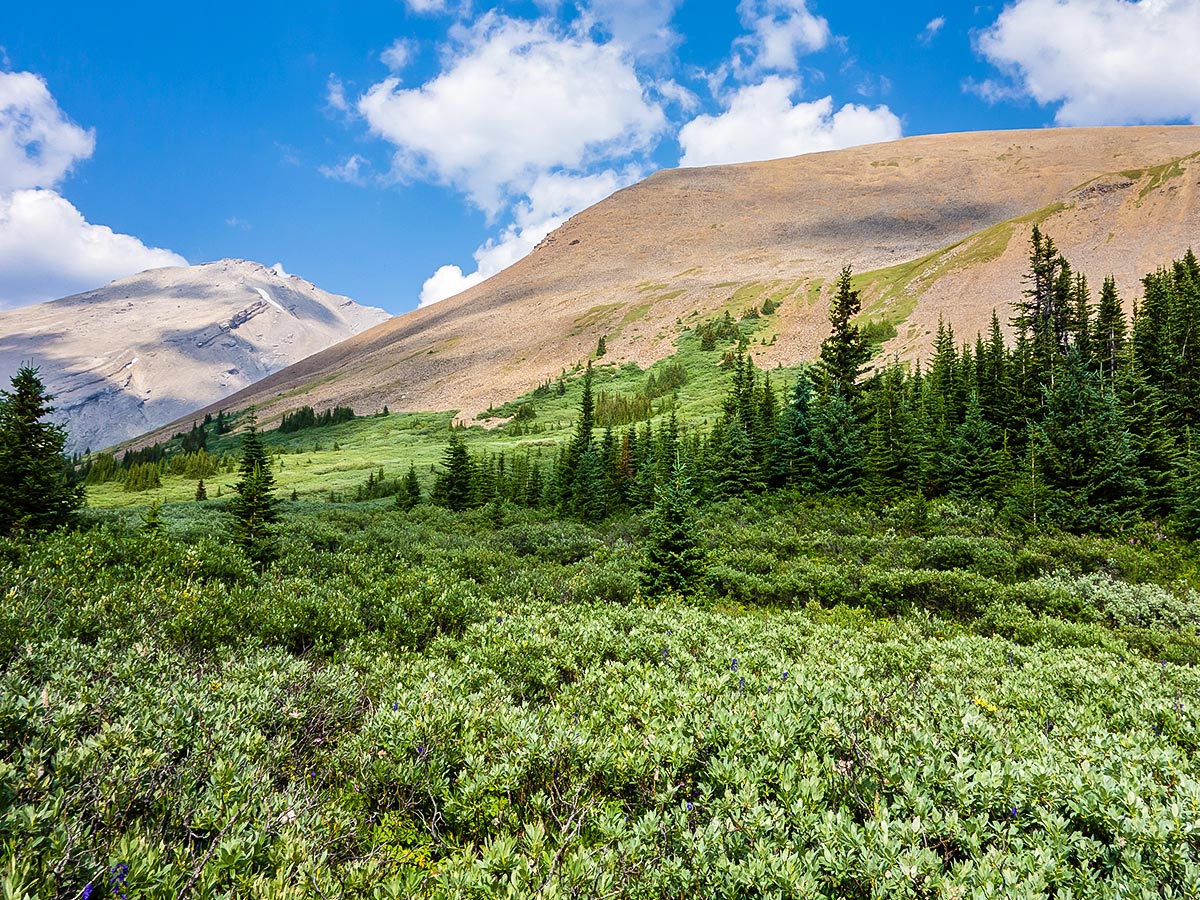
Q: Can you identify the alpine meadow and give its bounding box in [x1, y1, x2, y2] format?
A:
[5, 3, 1200, 897]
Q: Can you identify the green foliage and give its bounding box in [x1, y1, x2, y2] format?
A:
[0, 365, 84, 536]
[4, 497, 1200, 898]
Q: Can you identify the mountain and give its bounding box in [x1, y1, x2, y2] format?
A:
[0, 260, 390, 452]
[148, 126, 1200, 439]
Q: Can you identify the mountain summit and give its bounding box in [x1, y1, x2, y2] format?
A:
[0, 260, 390, 452]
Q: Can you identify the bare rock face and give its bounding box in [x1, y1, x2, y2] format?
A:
[0, 260, 390, 452]
[144, 126, 1200, 445]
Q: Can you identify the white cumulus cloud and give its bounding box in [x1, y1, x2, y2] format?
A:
[0, 189, 186, 308]
[0, 71, 187, 308]
[734, 0, 830, 73]
[977, 0, 1200, 125]
[380, 38, 415, 72]
[419, 168, 636, 306]
[0, 71, 95, 190]
[357, 13, 665, 215]
[677, 75, 901, 168]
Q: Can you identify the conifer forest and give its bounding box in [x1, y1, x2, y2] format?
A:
[4, 233, 1200, 898]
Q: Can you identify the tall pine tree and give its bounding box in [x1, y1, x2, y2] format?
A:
[0, 366, 84, 536]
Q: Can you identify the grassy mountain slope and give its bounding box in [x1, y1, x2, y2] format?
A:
[133, 127, 1200, 453]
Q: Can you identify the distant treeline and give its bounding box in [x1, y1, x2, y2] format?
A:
[279, 405, 356, 433]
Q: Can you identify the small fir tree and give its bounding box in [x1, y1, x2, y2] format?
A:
[818, 266, 872, 398]
[806, 392, 866, 495]
[195, 478, 207, 501]
[230, 411, 279, 564]
[396, 463, 422, 510]
[140, 499, 164, 534]
[641, 464, 706, 599]
[432, 432, 475, 510]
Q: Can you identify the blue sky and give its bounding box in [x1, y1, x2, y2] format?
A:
[2, 0, 1198, 313]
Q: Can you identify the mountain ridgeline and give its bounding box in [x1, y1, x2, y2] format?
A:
[0, 259, 390, 453]
[141, 126, 1200, 444]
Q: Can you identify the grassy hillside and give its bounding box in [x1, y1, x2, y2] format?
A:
[88, 311, 803, 510]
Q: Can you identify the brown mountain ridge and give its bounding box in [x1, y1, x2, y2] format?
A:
[144, 126, 1200, 444]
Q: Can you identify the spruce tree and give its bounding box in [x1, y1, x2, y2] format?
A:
[1092, 275, 1127, 379]
[864, 366, 919, 501]
[1174, 429, 1200, 540]
[818, 266, 871, 398]
[432, 432, 475, 511]
[770, 370, 814, 488]
[806, 392, 866, 496]
[195, 478, 207, 501]
[0, 365, 84, 536]
[1032, 353, 1143, 533]
[641, 464, 706, 599]
[230, 411, 279, 564]
[397, 463, 422, 510]
[140, 499, 164, 534]
[944, 396, 998, 502]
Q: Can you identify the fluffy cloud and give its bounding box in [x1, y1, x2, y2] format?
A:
[734, 0, 830, 73]
[404, 0, 449, 13]
[0, 189, 186, 308]
[0, 71, 186, 308]
[0, 71, 95, 191]
[380, 39, 415, 72]
[357, 14, 665, 215]
[976, 0, 1200, 125]
[420, 168, 635, 306]
[678, 76, 901, 167]
[585, 0, 683, 59]
[919, 16, 946, 45]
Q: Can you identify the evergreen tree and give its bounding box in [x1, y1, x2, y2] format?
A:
[770, 370, 814, 487]
[230, 411, 279, 564]
[806, 392, 866, 495]
[1092, 275, 1127, 379]
[1174, 429, 1200, 540]
[557, 362, 596, 510]
[712, 419, 763, 498]
[1071, 272, 1093, 367]
[864, 366, 919, 501]
[640, 465, 706, 599]
[1032, 353, 1143, 532]
[432, 431, 475, 511]
[396, 463, 422, 510]
[818, 266, 871, 397]
[0, 365, 84, 536]
[1002, 440, 1051, 531]
[140, 499, 164, 534]
[944, 396, 998, 502]
[195, 478, 207, 501]
[571, 447, 608, 522]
